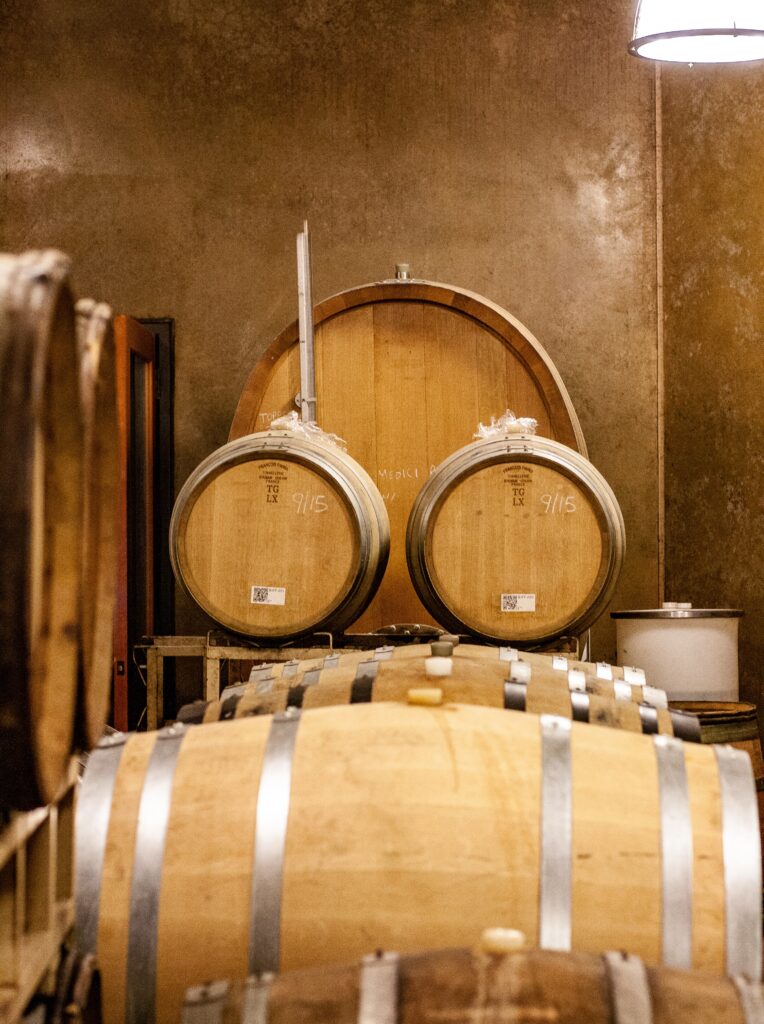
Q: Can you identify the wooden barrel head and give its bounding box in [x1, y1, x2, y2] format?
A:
[407, 436, 625, 644]
[170, 432, 390, 639]
[230, 279, 586, 630]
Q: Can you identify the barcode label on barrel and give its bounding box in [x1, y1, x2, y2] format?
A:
[250, 586, 286, 606]
[501, 593, 536, 612]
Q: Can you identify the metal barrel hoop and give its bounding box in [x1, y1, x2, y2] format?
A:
[539, 714, 573, 951]
[74, 731, 128, 955]
[126, 723, 188, 1024]
[249, 709, 302, 974]
[652, 734, 693, 968]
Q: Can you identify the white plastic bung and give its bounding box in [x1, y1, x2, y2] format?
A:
[567, 669, 587, 692]
[508, 661, 532, 684]
[613, 606, 742, 701]
[424, 657, 452, 679]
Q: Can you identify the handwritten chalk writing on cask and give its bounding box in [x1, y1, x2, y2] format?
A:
[378, 467, 420, 481]
[291, 493, 329, 514]
[540, 493, 577, 513]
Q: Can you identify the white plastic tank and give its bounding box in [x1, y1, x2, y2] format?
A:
[611, 603, 743, 701]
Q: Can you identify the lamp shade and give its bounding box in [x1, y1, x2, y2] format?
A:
[629, 0, 764, 63]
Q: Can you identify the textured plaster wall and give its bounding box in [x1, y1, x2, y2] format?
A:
[662, 66, 764, 707]
[0, 0, 660, 657]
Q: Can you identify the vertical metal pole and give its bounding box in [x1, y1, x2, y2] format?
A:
[297, 221, 317, 423]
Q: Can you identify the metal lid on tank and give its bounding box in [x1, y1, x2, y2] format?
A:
[611, 602, 743, 619]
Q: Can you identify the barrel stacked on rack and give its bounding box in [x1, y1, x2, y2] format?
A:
[176, 640, 703, 740]
[0, 251, 119, 810]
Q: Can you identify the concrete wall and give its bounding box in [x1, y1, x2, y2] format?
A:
[662, 64, 764, 708]
[1, 0, 662, 657]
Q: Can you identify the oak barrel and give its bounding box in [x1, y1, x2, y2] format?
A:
[179, 643, 691, 738]
[183, 946, 764, 1024]
[0, 250, 83, 809]
[76, 703, 761, 1024]
[75, 299, 119, 749]
[170, 430, 390, 639]
[229, 277, 586, 630]
[407, 435, 625, 644]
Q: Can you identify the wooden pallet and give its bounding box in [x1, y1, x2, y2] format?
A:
[0, 762, 77, 1024]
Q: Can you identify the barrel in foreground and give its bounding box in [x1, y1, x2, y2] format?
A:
[76, 702, 761, 1024]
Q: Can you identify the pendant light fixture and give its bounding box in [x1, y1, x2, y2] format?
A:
[629, 0, 764, 63]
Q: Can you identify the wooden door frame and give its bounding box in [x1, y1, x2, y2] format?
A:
[114, 315, 156, 730]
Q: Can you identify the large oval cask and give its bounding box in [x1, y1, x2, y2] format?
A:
[76, 703, 760, 1024]
[0, 250, 83, 809]
[183, 946, 764, 1024]
[170, 430, 390, 639]
[407, 435, 625, 644]
[75, 299, 119, 749]
[229, 278, 586, 630]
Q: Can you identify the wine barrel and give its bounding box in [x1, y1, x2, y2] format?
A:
[179, 644, 690, 738]
[0, 250, 83, 809]
[407, 435, 625, 644]
[75, 703, 761, 1024]
[170, 430, 390, 639]
[229, 277, 587, 631]
[75, 299, 119, 749]
[183, 946, 764, 1024]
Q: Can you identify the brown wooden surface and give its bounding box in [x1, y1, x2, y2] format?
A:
[94, 703, 730, 1024]
[194, 946, 755, 1024]
[0, 251, 83, 809]
[229, 281, 586, 631]
[171, 433, 389, 639]
[75, 300, 120, 749]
